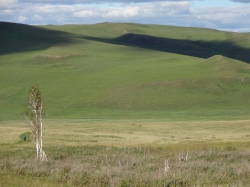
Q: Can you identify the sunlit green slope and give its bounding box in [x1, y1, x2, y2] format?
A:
[1, 22, 250, 120]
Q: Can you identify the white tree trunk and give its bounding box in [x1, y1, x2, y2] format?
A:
[36, 136, 39, 160]
[25, 85, 48, 162]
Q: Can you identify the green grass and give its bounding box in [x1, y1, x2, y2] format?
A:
[1, 22, 250, 120]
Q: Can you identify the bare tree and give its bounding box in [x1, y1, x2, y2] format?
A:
[25, 84, 48, 161]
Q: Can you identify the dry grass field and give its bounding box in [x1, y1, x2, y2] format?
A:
[1, 119, 250, 186]
[1, 119, 250, 147]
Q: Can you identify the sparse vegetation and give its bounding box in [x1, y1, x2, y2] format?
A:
[1, 120, 250, 186]
[1, 143, 250, 186]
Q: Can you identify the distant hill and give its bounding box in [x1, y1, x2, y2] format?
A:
[1, 22, 250, 120]
[0, 22, 71, 55]
[42, 22, 250, 63]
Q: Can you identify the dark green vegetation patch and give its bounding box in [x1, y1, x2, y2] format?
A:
[18, 132, 31, 143]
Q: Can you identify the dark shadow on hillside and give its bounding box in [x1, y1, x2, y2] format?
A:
[1, 22, 250, 63]
[76, 33, 250, 63]
[84, 33, 250, 63]
[0, 22, 72, 55]
[116, 33, 250, 62]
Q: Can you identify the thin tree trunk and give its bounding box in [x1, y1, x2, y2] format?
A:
[25, 85, 48, 162]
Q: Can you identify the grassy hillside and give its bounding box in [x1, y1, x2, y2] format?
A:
[1, 22, 250, 120]
[44, 23, 250, 62]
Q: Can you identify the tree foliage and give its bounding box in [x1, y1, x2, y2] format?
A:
[25, 84, 47, 161]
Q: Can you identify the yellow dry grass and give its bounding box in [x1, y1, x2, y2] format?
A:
[1, 119, 250, 148]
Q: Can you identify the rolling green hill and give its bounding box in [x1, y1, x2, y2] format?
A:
[1, 22, 250, 120]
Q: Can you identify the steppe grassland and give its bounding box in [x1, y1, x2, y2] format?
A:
[0, 37, 208, 120]
[2, 23, 250, 120]
[1, 22, 250, 186]
[1, 119, 250, 147]
[2, 38, 250, 120]
[1, 119, 250, 186]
